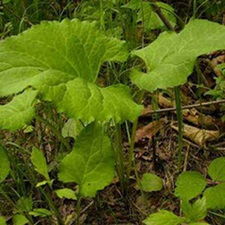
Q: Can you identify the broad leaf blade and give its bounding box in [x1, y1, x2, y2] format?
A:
[131, 19, 225, 92]
[0, 145, 10, 183]
[139, 173, 163, 192]
[0, 89, 37, 131]
[45, 79, 142, 123]
[204, 183, 225, 209]
[208, 157, 225, 182]
[181, 198, 207, 222]
[55, 188, 77, 200]
[143, 210, 186, 225]
[0, 19, 128, 97]
[12, 214, 29, 225]
[58, 122, 114, 197]
[175, 171, 206, 201]
[31, 147, 50, 183]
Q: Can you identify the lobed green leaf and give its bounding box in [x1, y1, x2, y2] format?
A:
[44, 79, 142, 124]
[0, 19, 128, 97]
[131, 19, 225, 92]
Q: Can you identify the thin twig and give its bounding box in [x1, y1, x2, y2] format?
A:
[151, 1, 176, 31]
[142, 99, 225, 116]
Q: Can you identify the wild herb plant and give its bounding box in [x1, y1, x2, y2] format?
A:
[1, 0, 225, 224]
[144, 157, 225, 225]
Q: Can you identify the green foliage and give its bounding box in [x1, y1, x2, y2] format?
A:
[0, 19, 128, 97]
[139, 173, 163, 192]
[0, 145, 10, 183]
[58, 122, 115, 197]
[12, 214, 29, 225]
[0, 89, 37, 131]
[204, 183, 225, 209]
[31, 147, 52, 187]
[175, 171, 206, 201]
[29, 208, 53, 217]
[181, 198, 207, 222]
[123, 1, 176, 31]
[0, 18, 141, 130]
[208, 157, 225, 182]
[2, 1, 225, 224]
[44, 79, 142, 124]
[145, 157, 225, 224]
[0, 216, 6, 225]
[15, 196, 33, 213]
[55, 188, 77, 200]
[131, 19, 225, 92]
[143, 210, 186, 225]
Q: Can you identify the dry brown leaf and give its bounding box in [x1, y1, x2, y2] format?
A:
[135, 119, 166, 142]
[171, 122, 220, 147]
[182, 108, 219, 129]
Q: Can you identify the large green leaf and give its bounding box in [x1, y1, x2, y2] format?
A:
[44, 79, 142, 124]
[0, 89, 37, 131]
[0, 19, 128, 97]
[131, 19, 225, 92]
[175, 171, 206, 201]
[208, 157, 225, 182]
[58, 122, 114, 197]
[143, 210, 186, 225]
[0, 145, 10, 183]
[0, 19, 140, 128]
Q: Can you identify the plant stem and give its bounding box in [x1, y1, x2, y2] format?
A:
[174, 86, 183, 169]
[126, 90, 145, 185]
[151, 1, 184, 169]
[193, 0, 197, 18]
[151, 1, 175, 31]
[76, 195, 82, 225]
[114, 124, 126, 193]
